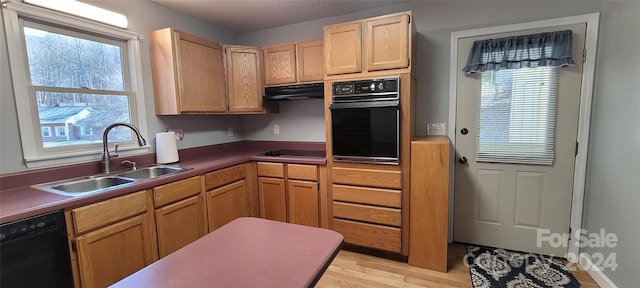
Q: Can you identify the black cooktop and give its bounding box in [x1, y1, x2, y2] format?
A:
[262, 150, 325, 158]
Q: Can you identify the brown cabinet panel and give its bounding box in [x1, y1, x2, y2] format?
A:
[204, 164, 246, 190]
[155, 195, 207, 257]
[287, 180, 319, 227]
[149, 28, 226, 114]
[206, 180, 249, 231]
[365, 14, 410, 71]
[75, 214, 158, 288]
[296, 39, 324, 82]
[225, 46, 264, 113]
[332, 167, 401, 189]
[333, 201, 401, 227]
[333, 218, 401, 252]
[257, 162, 284, 178]
[332, 184, 401, 208]
[324, 22, 362, 75]
[264, 44, 297, 85]
[409, 137, 450, 272]
[71, 190, 147, 235]
[287, 164, 317, 181]
[153, 176, 202, 208]
[258, 177, 286, 222]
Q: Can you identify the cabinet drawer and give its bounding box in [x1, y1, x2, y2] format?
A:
[257, 162, 284, 178]
[71, 190, 148, 235]
[332, 184, 400, 208]
[287, 164, 317, 181]
[332, 167, 401, 189]
[333, 219, 401, 252]
[153, 176, 202, 208]
[205, 164, 246, 190]
[333, 202, 401, 227]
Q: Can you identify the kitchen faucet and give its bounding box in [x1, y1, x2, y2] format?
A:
[102, 123, 146, 174]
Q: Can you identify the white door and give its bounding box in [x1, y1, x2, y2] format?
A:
[454, 24, 586, 256]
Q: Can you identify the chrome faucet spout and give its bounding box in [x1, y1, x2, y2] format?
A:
[102, 123, 147, 174]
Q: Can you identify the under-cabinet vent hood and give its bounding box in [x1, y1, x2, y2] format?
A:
[263, 83, 324, 100]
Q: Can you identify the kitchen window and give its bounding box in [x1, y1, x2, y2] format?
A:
[3, 2, 148, 168]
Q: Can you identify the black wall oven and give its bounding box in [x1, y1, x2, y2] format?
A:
[330, 77, 400, 165]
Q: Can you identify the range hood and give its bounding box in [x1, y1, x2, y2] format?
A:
[263, 83, 324, 100]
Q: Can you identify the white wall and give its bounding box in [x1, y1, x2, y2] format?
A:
[237, 1, 640, 286]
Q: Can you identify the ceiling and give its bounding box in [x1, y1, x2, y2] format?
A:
[151, 0, 403, 33]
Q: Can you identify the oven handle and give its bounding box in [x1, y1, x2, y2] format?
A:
[329, 100, 399, 110]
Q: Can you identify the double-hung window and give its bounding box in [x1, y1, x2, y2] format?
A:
[3, 2, 148, 168]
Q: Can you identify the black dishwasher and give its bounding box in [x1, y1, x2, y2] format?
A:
[0, 210, 74, 288]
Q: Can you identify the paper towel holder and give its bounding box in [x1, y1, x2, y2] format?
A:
[166, 128, 184, 140]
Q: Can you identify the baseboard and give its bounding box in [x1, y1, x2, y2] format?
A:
[579, 253, 618, 288]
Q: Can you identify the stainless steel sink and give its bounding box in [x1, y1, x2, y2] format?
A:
[33, 165, 190, 196]
[35, 176, 135, 196]
[118, 166, 187, 180]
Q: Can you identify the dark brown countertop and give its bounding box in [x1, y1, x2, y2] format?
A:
[0, 141, 326, 224]
[110, 217, 343, 288]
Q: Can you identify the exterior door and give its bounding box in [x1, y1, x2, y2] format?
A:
[454, 24, 586, 256]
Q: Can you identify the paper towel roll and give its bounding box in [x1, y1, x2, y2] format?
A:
[156, 131, 179, 164]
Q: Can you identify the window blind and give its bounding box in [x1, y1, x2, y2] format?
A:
[477, 67, 558, 165]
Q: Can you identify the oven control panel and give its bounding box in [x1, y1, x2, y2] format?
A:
[332, 77, 399, 102]
[333, 77, 399, 96]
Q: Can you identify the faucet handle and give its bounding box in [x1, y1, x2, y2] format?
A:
[121, 160, 137, 170]
[110, 143, 119, 158]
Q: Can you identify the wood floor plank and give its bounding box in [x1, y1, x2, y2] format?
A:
[317, 243, 600, 287]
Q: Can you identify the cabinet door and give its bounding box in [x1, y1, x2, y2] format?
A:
[296, 39, 324, 82]
[226, 46, 264, 112]
[155, 195, 207, 257]
[287, 180, 319, 227]
[75, 214, 158, 288]
[258, 177, 286, 222]
[206, 179, 249, 231]
[324, 22, 362, 75]
[264, 44, 296, 85]
[365, 14, 410, 71]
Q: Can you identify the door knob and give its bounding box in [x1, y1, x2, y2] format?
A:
[459, 156, 468, 164]
[460, 128, 469, 135]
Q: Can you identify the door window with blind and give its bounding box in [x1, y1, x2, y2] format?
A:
[463, 29, 574, 165]
[478, 67, 557, 165]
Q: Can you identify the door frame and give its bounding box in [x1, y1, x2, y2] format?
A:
[447, 13, 600, 258]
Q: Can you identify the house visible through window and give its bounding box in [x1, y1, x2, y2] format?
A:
[3, 2, 147, 168]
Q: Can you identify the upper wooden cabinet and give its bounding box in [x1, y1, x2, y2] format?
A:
[324, 11, 413, 78]
[263, 39, 324, 86]
[149, 28, 226, 114]
[225, 45, 268, 113]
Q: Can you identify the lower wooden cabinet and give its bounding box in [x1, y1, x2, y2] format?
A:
[257, 162, 322, 228]
[204, 163, 257, 232]
[287, 180, 319, 227]
[152, 176, 207, 258]
[155, 195, 206, 257]
[66, 190, 158, 288]
[206, 179, 249, 230]
[258, 177, 287, 222]
[75, 214, 157, 288]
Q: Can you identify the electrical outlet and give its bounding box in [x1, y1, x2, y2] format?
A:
[427, 123, 447, 135]
[227, 127, 234, 137]
[273, 124, 280, 135]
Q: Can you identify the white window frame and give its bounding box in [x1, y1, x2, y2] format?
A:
[3, 2, 148, 169]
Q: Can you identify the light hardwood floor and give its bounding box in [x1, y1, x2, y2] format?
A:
[317, 243, 600, 288]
